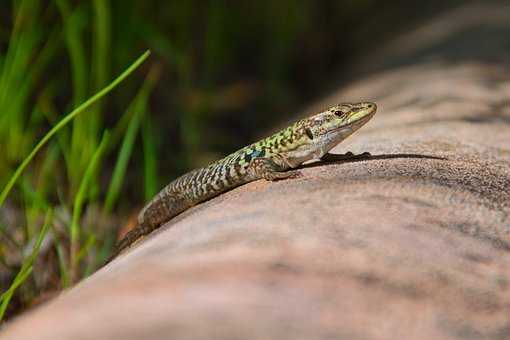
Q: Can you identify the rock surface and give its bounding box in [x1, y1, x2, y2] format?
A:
[2, 2, 510, 339]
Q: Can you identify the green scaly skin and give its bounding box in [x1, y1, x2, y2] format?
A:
[109, 101, 377, 262]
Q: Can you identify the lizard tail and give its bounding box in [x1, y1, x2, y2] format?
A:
[104, 185, 192, 266]
[105, 223, 153, 264]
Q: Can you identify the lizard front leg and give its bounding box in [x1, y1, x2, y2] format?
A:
[248, 157, 300, 181]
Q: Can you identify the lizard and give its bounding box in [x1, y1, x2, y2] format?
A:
[108, 101, 377, 262]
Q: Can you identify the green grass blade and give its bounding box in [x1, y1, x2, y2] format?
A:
[0, 50, 151, 207]
[103, 108, 142, 213]
[56, 0, 88, 107]
[56, 0, 94, 194]
[0, 0, 43, 155]
[0, 209, 53, 321]
[51, 224, 69, 289]
[142, 117, 158, 200]
[0, 0, 34, 110]
[92, 0, 111, 91]
[0, 268, 32, 320]
[69, 131, 110, 283]
[103, 66, 159, 213]
[76, 233, 96, 264]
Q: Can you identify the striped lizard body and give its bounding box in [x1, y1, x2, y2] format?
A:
[109, 102, 377, 262]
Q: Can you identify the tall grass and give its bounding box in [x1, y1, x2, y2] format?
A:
[0, 50, 149, 317]
[0, 51, 150, 207]
[69, 131, 110, 283]
[0, 210, 53, 321]
[0, 0, 154, 320]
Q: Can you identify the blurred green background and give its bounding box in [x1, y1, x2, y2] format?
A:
[0, 0, 460, 320]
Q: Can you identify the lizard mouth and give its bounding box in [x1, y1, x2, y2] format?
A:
[327, 109, 376, 135]
[351, 110, 376, 127]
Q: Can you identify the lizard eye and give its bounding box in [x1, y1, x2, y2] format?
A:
[305, 128, 314, 139]
[334, 110, 344, 117]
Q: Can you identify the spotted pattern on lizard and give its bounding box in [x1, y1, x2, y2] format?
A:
[108, 102, 377, 262]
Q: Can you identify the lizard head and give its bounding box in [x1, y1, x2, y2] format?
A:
[304, 102, 377, 141]
[255, 101, 377, 166]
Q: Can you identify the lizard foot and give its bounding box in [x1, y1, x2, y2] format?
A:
[264, 169, 301, 181]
